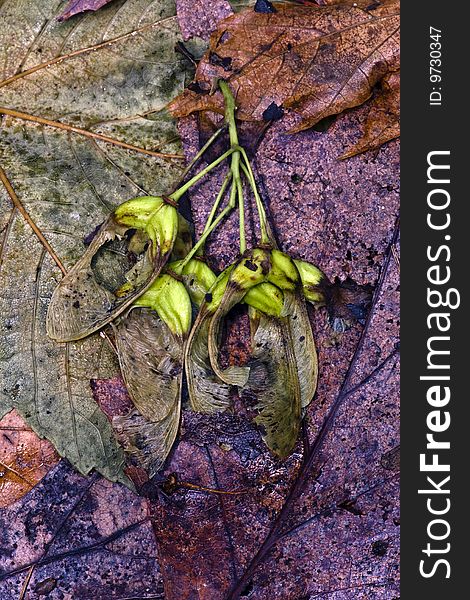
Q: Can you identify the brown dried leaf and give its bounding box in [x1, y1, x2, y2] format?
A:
[175, 0, 233, 41]
[0, 410, 59, 508]
[341, 70, 400, 159]
[0, 461, 162, 598]
[169, 1, 400, 138]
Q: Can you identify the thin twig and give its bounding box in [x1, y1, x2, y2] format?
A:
[0, 165, 67, 275]
[0, 17, 176, 89]
[18, 566, 34, 600]
[0, 107, 185, 160]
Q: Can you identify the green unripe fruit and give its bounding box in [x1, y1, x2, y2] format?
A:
[267, 250, 299, 290]
[230, 248, 271, 289]
[294, 259, 325, 304]
[244, 282, 284, 317]
[134, 273, 192, 337]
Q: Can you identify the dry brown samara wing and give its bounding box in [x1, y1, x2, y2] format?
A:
[246, 304, 302, 459]
[113, 308, 184, 475]
[284, 289, 318, 408]
[46, 214, 174, 342]
[185, 303, 233, 414]
[113, 308, 183, 423]
[113, 404, 181, 478]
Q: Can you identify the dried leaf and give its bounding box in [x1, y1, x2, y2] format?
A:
[0, 461, 162, 598]
[0, 0, 193, 483]
[169, 1, 400, 138]
[175, 0, 233, 41]
[58, 0, 115, 21]
[341, 70, 400, 159]
[0, 410, 59, 508]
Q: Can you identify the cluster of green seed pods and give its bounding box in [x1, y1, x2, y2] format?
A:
[46, 82, 328, 476]
[47, 194, 325, 474]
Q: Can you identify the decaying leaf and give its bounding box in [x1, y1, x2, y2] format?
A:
[58, 0, 115, 22]
[0, 410, 59, 508]
[169, 0, 400, 150]
[175, 0, 233, 41]
[341, 70, 400, 159]
[0, 0, 193, 483]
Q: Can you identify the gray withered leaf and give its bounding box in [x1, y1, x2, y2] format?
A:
[112, 308, 183, 476]
[0, 0, 192, 484]
[246, 299, 302, 459]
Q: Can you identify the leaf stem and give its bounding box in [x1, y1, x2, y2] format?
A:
[177, 125, 227, 183]
[219, 81, 246, 253]
[169, 146, 238, 202]
[240, 158, 269, 245]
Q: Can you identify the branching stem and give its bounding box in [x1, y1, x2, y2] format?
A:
[169, 146, 238, 203]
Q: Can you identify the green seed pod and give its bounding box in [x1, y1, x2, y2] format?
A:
[294, 259, 326, 304]
[47, 196, 179, 342]
[114, 196, 164, 228]
[205, 265, 234, 312]
[244, 282, 284, 317]
[114, 196, 178, 257]
[180, 259, 217, 306]
[134, 273, 192, 338]
[171, 213, 193, 261]
[267, 249, 299, 290]
[230, 247, 271, 289]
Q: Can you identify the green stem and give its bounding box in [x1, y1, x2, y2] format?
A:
[237, 177, 246, 252]
[169, 146, 238, 202]
[203, 170, 232, 234]
[177, 201, 236, 269]
[220, 80, 246, 252]
[177, 125, 226, 183]
[195, 170, 233, 257]
[240, 159, 269, 245]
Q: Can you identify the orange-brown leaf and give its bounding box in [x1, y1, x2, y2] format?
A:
[0, 410, 59, 508]
[341, 70, 400, 159]
[169, 0, 399, 135]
